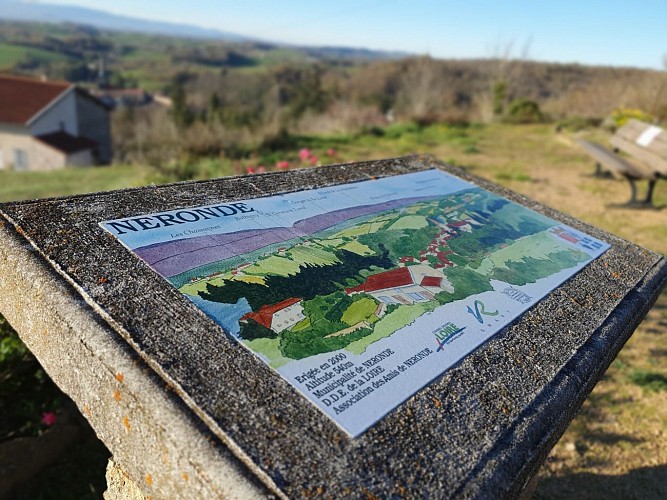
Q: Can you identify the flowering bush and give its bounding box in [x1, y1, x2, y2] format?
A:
[246, 165, 266, 175]
[1, 316, 65, 439]
[610, 108, 654, 127]
[41, 411, 57, 427]
[298, 148, 312, 161]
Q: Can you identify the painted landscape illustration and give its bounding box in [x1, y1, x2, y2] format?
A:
[130, 185, 599, 367]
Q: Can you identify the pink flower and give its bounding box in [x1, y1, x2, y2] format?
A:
[257, 166, 266, 173]
[326, 148, 336, 157]
[276, 160, 290, 170]
[41, 411, 57, 426]
[246, 166, 255, 174]
[309, 156, 319, 166]
[298, 148, 311, 161]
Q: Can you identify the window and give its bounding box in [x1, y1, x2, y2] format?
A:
[407, 292, 427, 302]
[13, 149, 28, 171]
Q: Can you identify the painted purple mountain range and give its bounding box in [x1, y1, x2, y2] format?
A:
[135, 194, 440, 277]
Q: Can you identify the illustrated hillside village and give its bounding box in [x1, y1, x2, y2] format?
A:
[235, 193, 493, 336]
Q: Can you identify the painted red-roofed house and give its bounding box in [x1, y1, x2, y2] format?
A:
[345, 265, 453, 305]
[398, 256, 417, 266]
[448, 220, 473, 233]
[346, 267, 413, 295]
[420, 276, 443, 288]
[241, 298, 305, 333]
[0, 74, 111, 170]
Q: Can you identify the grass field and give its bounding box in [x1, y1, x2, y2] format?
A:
[1, 122, 665, 497]
[0, 42, 70, 69]
[0, 165, 154, 203]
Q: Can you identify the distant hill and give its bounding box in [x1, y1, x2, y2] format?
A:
[0, 0, 249, 41]
[300, 46, 408, 61]
[0, 1, 406, 60]
[1, 15, 664, 134]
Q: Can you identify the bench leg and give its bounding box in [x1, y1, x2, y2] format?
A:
[593, 162, 613, 179]
[623, 178, 656, 208]
[627, 178, 639, 205]
[644, 179, 657, 206]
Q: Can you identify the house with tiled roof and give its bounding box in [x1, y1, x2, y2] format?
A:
[0, 74, 112, 171]
[241, 298, 305, 334]
[345, 265, 453, 305]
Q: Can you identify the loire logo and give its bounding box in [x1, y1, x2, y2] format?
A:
[434, 322, 466, 352]
[467, 300, 499, 324]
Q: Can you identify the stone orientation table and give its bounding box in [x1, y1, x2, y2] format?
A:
[0, 155, 665, 498]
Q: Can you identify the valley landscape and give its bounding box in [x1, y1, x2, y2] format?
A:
[0, 5, 666, 498]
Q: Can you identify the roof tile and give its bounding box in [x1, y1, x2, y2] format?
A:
[0, 74, 71, 125]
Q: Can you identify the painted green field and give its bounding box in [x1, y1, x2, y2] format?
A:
[475, 231, 577, 275]
[346, 304, 426, 355]
[341, 297, 377, 326]
[245, 255, 302, 277]
[289, 245, 340, 266]
[244, 337, 292, 368]
[335, 219, 389, 237]
[387, 215, 429, 230]
[340, 240, 373, 255]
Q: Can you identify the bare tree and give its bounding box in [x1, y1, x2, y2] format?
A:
[475, 38, 532, 122]
[395, 56, 446, 124]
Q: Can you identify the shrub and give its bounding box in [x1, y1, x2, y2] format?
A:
[412, 113, 441, 128]
[610, 107, 654, 128]
[628, 369, 667, 392]
[0, 316, 65, 440]
[492, 80, 507, 117]
[504, 98, 545, 124]
[361, 125, 386, 137]
[555, 116, 603, 132]
[259, 128, 297, 152]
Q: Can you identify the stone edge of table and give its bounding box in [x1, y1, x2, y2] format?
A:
[0, 218, 276, 498]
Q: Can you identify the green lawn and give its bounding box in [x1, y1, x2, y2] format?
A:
[0, 165, 153, 203]
[0, 43, 70, 69]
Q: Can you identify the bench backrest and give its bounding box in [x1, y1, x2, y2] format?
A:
[611, 119, 667, 176]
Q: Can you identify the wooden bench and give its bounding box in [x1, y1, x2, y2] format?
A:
[576, 119, 667, 207]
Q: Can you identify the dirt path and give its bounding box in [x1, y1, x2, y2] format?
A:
[324, 320, 371, 338]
